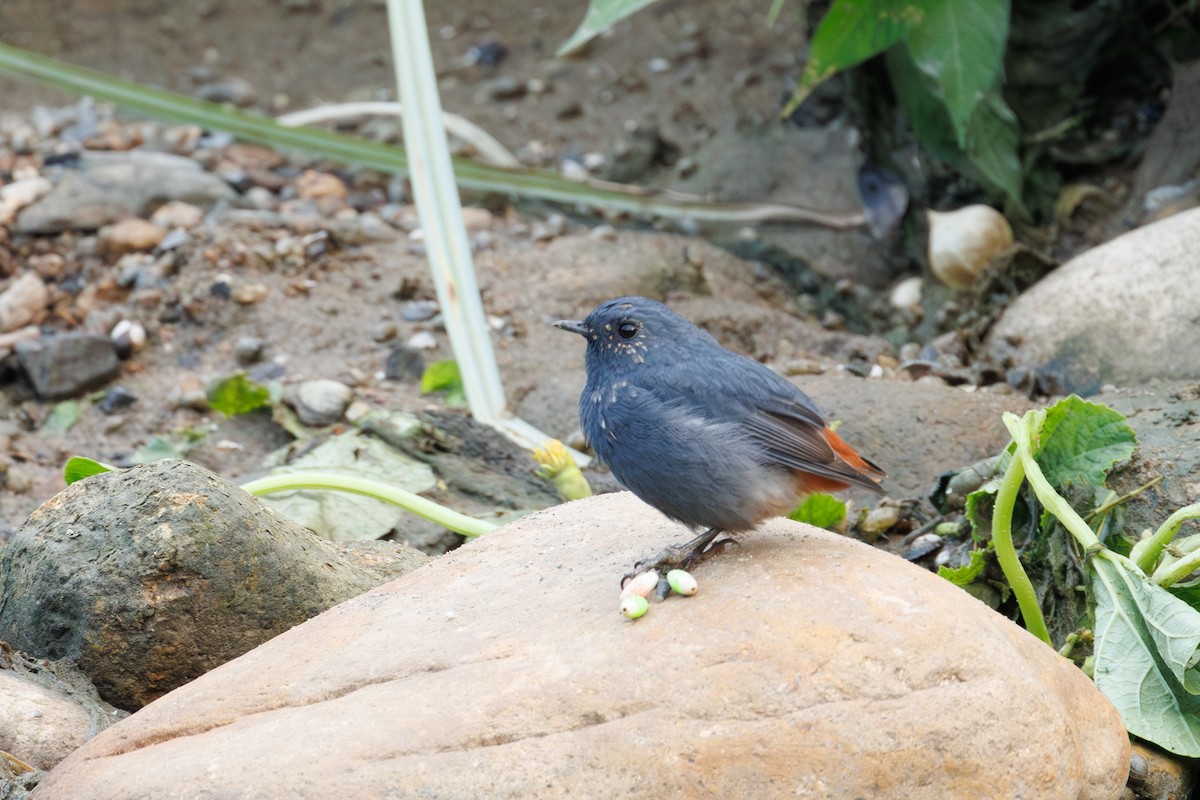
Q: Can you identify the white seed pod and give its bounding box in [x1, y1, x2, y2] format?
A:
[927, 205, 1013, 290]
[620, 595, 649, 619]
[619, 569, 660, 600]
[666, 569, 698, 596]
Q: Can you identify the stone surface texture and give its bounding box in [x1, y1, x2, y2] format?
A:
[34, 492, 1129, 799]
[0, 460, 429, 711]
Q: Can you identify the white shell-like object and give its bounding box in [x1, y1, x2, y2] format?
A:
[666, 569, 698, 596]
[619, 569, 660, 600]
[620, 595, 649, 619]
[927, 205, 1013, 290]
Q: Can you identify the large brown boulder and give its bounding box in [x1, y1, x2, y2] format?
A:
[34, 492, 1128, 799]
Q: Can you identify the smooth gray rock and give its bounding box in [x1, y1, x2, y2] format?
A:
[14, 334, 120, 400]
[15, 150, 233, 234]
[293, 378, 353, 426]
[988, 207, 1200, 389]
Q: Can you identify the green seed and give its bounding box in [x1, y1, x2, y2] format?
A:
[620, 595, 649, 619]
[666, 569, 698, 596]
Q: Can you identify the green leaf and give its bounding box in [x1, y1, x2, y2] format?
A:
[42, 400, 80, 435]
[886, 45, 1022, 208]
[420, 360, 466, 407]
[904, 0, 1009, 148]
[938, 545, 989, 586]
[783, 0, 925, 116]
[1036, 396, 1136, 490]
[788, 493, 847, 530]
[207, 373, 271, 416]
[962, 90, 1024, 209]
[1092, 553, 1200, 756]
[63, 456, 113, 485]
[557, 0, 662, 56]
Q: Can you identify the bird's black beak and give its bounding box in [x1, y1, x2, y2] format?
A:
[553, 319, 589, 337]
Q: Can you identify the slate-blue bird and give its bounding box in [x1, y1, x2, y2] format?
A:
[555, 296, 885, 577]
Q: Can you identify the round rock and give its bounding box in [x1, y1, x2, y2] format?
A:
[293, 378, 354, 426]
[988, 207, 1200, 389]
[0, 460, 428, 711]
[31, 492, 1129, 798]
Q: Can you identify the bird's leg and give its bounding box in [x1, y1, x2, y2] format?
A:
[623, 527, 739, 589]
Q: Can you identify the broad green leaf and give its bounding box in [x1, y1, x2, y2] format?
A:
[1092, 553, 1200, 756]
[938, 545, 988, 586]
[962, 90, 1024, 210]
[558, 0, 661, 56]
[887, 46, 1023, 208]
[1036, 396, 1136, 490]
[63, 456, 113, 485]
[420, 360, 466, 407]
[783, 0, 926, 116]
[904, 0, 1009, 148]
[207, 373, 271, 416]
[42, 400, 79, 434]
[788, 493, 847, 530]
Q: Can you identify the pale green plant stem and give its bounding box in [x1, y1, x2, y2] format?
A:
[990, 433, 1052, 645]
[1003, 411, 1101, 551]
[1131, 502, 1200, 577]
[241, 472, 497, 538]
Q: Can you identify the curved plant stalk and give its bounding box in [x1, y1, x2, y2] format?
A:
[1130, 502, 1200, 578]
[0, 42, 863, 228]
[990, 428, 1052, 645]
[1003, 411, 1101, 550]
[241, 471, 496, 538]
[277, 101, 520, 167]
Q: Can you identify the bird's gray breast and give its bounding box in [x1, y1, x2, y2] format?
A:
[580, 379, 796, 531]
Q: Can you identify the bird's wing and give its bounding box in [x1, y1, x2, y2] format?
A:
[666, 350, 884, 489]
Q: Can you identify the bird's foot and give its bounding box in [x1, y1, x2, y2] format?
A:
[620, 533, 739, 599]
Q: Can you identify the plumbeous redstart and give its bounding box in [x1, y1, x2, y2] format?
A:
[555, 296, 885, 574]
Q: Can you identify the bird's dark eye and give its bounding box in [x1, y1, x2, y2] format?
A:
[617, 321, 639, 339]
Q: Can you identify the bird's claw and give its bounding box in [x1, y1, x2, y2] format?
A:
[620, 535, 739, 590]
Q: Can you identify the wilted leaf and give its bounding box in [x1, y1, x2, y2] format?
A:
[1092, 554, 1200, 756]
[43, 400, 79, 435]
[260, 431, 437, 543]
[938, 545, 988, 586]
[134, 436, 190, 463]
